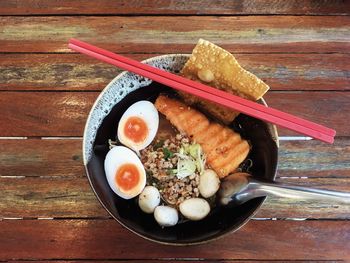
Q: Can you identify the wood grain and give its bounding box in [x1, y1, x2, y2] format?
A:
[1, 53, 349, 91]
[1, 138, 349, 178]
[279, 138, 350, 177]
[1, 16, 349, 53]
[264, 91, 350, 136]
[1, 0, 348, 15]
[0, 139, 83, 178]
[0, 92, 98, 137]
[1, 175, 349, 219]
[0, 176, 108, 218]
[0, 219, 349, 260]
[0, 91, 348, 136]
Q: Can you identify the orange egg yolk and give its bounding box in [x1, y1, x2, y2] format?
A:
[115, 163, 140, 191]
[124, 116, 148, 143]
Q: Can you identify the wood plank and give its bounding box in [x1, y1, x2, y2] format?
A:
[1, 16, 349, 53]
[1, 138, 349, 178]
[279, 138, 350, 178]
[0, 219, 348, 260]
[1, 0, 348, 15]
[0, 176, 108, 218]
[264, 91, 350, 136]
[257, 177, 350, 218]
[0, 139, 83, 178]
[1, 53, 349, 91]
[0, 91, 348, 136]
[1, 175, 349, 219]
[0, 92, 98, 137]
[0, 53, 147, 91]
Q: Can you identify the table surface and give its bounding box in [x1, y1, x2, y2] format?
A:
[1, 0, 350, 262]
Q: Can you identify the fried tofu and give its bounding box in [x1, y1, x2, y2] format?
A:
[155, 95, 250, 178]
[179, 39, 270, 124]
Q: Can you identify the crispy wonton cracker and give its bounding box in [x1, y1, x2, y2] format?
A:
[180, 39, 270, 124]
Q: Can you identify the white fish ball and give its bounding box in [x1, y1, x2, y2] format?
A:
[154, 206, 179, 227]
[199, 169, 220, 198]
[138, 186, 161, 214]
[179, 198, 210, 221]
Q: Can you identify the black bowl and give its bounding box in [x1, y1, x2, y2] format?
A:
[83, 55, 278, 245]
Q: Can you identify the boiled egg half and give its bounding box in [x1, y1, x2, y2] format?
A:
[104, 146, 146, 199]
[118, 101, 159, 152]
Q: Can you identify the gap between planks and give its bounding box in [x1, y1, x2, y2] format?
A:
[0, 136, 313, 140]
[1, 13, 350, 17]
[1, 51, 350, 55]
[0, 259, 344, 262]
[3, 89, 350, 94]
[1, 217, 349, 221]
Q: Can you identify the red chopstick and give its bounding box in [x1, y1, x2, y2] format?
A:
[68, 39, 335, 143]
[69, 38, 335, 138]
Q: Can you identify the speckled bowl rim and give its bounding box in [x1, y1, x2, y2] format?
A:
[82, 54, 279, 246]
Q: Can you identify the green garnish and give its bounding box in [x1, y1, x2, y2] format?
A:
[163, 147, 174, 160]
[180, 143, 205, 174]
[176, 157, 196, 179]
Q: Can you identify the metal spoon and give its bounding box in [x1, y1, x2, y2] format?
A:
[219, 173, 350, 206]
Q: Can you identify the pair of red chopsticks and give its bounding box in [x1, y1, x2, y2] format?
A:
[68, 38, 336, 143]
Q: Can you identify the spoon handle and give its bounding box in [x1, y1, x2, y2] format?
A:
[248, 179, 350, 204]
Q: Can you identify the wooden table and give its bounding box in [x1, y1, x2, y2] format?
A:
[1, 1, 350, 261]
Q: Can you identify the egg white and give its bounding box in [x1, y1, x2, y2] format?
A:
[104, 146, 146, 199]
[117, 100, 159, 151]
